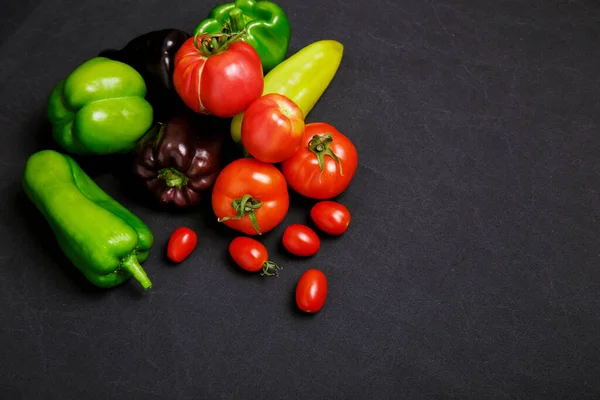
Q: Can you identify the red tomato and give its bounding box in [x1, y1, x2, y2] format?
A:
[310, 201, 351, 235]
[212, 158, 289, 235]
[281, 122, 358, 199]
[241, 93, 305, 163]
[296, 269, 328, 313]
[167, 227, 198, 263]
[173, 34, 264, 118]
[228, 237, 281, 276]
[282, 224, 320, 257]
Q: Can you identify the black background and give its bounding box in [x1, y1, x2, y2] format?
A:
[2, 0, 600, 398]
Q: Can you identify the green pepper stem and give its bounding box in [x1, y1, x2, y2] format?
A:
[120, 253, 152, 290]
[217, 193, 263, 235]
[308, 133, 344, 177]
[158, 168, 189, 189]
[228, 8, 245, 33]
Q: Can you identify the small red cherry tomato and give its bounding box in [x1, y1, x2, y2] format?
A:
[282, 224, 320, 257]
[167, 227, 198, 263]
[228, 236, 281, 276]
[310, 201, 351, 235]
[296, 269, 328, 313]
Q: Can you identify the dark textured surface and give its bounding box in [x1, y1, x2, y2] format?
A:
[1, 0, 600, 398]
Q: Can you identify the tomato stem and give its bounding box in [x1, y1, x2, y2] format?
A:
[308, 133, 344, 177]
[193, 28, 246, 57]
[217, 194, 263, 235]
[261, 261, 282, 277]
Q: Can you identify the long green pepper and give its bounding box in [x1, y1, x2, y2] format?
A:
[22, 150, 154, 290]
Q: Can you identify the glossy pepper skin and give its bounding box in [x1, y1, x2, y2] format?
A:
[22, 150, 154, 290]
[47, 57, 154, 155]
[194, 0, 291, 72]
[133, 111, 225, 208]
[99, 29, 190, 121]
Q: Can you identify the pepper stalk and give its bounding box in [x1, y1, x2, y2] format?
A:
[120, 252, 153, 290]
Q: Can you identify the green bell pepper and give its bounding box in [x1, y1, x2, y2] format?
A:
[47, 57, 154, 155]
[194, 0, 291, 72]
[22, 150, 154, 290]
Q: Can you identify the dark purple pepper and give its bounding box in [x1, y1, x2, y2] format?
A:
[134, 111, 225, 208]
[99, 29, 190, 121]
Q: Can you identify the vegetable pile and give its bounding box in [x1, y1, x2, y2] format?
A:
[22, 0, 358, 314]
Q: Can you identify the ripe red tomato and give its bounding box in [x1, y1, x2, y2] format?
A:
[281, 122, 358, 199]
[282, 224, 320, 257]
[310, 201, 351, 235]
[241, 93, 305, 163]
[296, 269, 328, 313]
[212, 158, 289, 235]
[228, 236, 281, 276]
[167, 227, 198, 263]
[173, 33, 263, 118]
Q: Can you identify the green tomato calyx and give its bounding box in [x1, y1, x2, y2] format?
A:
[261, 261, 282, 277]
[308, 133, 344, 177]
[217, 193, 263, 235]
[193, 27, 247, 57]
